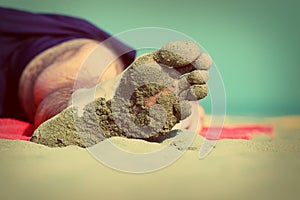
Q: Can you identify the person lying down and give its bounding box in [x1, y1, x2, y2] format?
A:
[0, 7, 211, 147]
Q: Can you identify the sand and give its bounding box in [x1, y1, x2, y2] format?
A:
[0, 115, 300, 200]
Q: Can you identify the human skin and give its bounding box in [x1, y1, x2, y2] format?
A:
[19, 38, 205, 135]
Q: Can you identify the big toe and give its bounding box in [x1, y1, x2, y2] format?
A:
[153, 40, 201, 67]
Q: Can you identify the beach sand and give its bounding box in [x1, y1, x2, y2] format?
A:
[0, 115, 299, 200]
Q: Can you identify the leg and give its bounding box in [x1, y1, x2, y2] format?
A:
[19, 39, 126, 126]
[31, 41, 211, 147]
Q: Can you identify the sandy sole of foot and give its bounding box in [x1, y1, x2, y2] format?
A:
[0, 115, 299, 200]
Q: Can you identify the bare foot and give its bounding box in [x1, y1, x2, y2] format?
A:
[31, 41, 212, 147]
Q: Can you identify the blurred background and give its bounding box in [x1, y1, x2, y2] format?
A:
[1, 0, 299, 116]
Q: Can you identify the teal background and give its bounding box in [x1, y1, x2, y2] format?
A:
[1, 0, 299, 116]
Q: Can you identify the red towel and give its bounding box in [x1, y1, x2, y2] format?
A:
[200, 125, 274, 140]
[0, 118, 274, 142]
[0, 118, 34, 141]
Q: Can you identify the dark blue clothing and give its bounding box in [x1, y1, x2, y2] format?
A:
[0, 7, 136, 121]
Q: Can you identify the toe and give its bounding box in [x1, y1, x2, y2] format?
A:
[180, 84, 208, 101]
[173, 65, 194, 75]
[187, 70, 209, 84]
[178, 70, 209, 93]
[190, 52, 212, 70]
[173, 52, 212, 75]
[153, 41, 201, 67]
